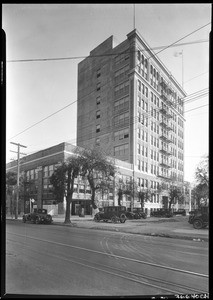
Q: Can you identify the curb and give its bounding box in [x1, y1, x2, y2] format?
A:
[6, 218, 208, 242]
[52, 221, 208, 242]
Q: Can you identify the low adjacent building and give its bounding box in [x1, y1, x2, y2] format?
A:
[6, 142, 168, 216]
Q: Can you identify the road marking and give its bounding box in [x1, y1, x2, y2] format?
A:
[7, 231, 208, 278]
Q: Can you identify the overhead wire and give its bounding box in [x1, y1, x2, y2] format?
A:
[7, 83, 208, 142]
[6, 38, 209, 63]
[7, 23, 210, 142]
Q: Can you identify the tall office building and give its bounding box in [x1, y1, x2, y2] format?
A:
[77, 29, 186, 187]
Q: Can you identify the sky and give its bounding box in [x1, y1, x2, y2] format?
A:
[3, 3, 211, 183]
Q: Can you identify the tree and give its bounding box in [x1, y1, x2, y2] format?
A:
[6, 172, 17, 216]
[50, 155, 83, 224]
[192, 184, 208, 208]
[137, 188, 152, 211]
[116, 177, 156, 211]
[115, 176, 128, 206]
[193, 156, 209, 206]
[77, 147, 116, 211]
[195, 156, 209, 187]
[168, 184, 183, 211]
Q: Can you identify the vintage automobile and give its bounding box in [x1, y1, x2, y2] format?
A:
[188, 206, 209, 229]
[125, 211, 136, 219]
[150, 209, 173, 218]
[173, 209, 186, 216]
[22, 208, 53, 224]
[133, 209, 147, 219]
[94, 206, 127, 223]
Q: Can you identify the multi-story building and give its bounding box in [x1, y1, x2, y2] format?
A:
[77, 29, 186, 197]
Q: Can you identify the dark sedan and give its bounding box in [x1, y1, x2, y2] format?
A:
[173, 209, 186, 216]
[23, 208, 53, 224]
[150, 209, 173, 218]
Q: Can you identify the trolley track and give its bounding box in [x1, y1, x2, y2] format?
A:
[7, 231, 208, 295]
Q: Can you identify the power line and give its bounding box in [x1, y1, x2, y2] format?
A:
[184, 104, 209, 113]
[7, 86, 208, 142]
[7, 101, 77, 141]
[6, 25, 210, 64]
[184, 71, 209, 84]
[147, 22, 210, 59]
[6, 39, 209, 63]
[6, 23, 210, 141]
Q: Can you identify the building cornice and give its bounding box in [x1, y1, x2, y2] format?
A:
[127, 29, 187, 97]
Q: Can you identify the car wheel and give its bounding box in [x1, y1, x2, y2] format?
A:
[120, 213, 126, 223]
[94, 215, 100, 222]
[193, 219, 203, 229]
[142, 214, 147, 219]
[35, 217, 40, 224]
[111, 216, 117, 223]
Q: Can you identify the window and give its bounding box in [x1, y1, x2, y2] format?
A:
[114, 96, 129, 112]
[30, 170, 34, 180]
[114, 128, 129, 141]
[97, 68, 101, 78]
[49, 165, 54, 177]
[138, 159, 141, 170]
[115, 82, 129, 98]
[43, 166, 48, 178]
[74, 184, 78, 193]
[96, 110, 100, 119]
[138, 80, 141, 92]
[138, 143, 140, 154]
[97, 82, 101, 91]
[96, 125, 100, 133]
[114, 112, 129, 126]
[96, 96, 100, 105]
[79, 185, 85, 193]
[114, 144, 129, 156]
[138, 128, 141, 139]
[43, 178, 48, 190]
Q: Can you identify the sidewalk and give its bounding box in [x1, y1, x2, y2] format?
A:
[6, 215, 208, 242]
[53, 215, 209, 242]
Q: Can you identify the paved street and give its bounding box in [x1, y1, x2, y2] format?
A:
[6, 219, 209, 297]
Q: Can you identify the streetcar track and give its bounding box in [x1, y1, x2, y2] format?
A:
[7, 231, 208, 278]
[7, 237, 207, 295]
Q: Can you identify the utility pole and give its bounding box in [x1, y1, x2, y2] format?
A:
[10, 142, 27, 219]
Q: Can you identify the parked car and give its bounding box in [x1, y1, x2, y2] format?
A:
[125, 211, 136, 219]
[188, 206, 209, 229]
[94, 206, 127, 223]
[150, 209, 173, 218]
[22, 208, 53, 224]
[173, 209, 186, 216]
[133, 209, 147, 219]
